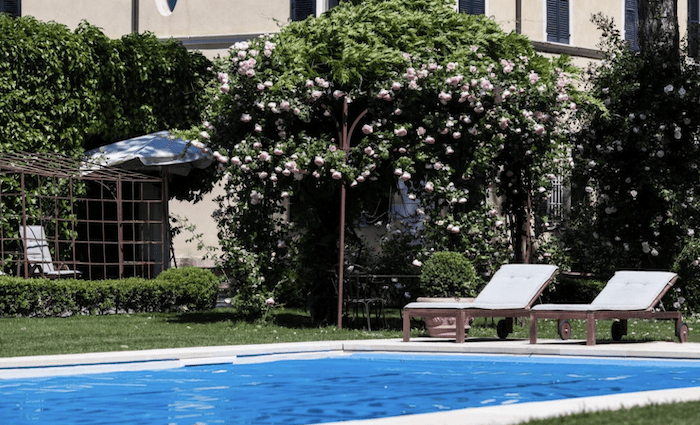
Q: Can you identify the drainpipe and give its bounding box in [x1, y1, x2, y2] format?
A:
[132, 0, 139, 33]
[516, 0, 522, 34]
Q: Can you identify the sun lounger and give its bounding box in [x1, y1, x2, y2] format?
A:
[20, 225, 81, 279]
[403, 264, 558, 343]
[529, 271, 688, 345]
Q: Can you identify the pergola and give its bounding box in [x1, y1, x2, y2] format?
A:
[0, 152, 169, 279]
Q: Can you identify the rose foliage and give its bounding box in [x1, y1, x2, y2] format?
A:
[190, 0, 581, 320]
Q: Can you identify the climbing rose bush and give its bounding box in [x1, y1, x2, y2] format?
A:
[180, 0, 581, 319]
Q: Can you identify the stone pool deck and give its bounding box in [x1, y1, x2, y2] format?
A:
[1, 338, 699, 424]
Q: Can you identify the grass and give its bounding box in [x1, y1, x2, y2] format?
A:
[0, 308, 403, 357]
[0, 307, 699, 425]
[521, 402, 700, 425]
[0, 307, 697, 357]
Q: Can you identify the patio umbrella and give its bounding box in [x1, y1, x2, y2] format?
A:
[83, 131, 213, 176]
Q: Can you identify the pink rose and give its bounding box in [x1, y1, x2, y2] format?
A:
[394, 127, 408, 137]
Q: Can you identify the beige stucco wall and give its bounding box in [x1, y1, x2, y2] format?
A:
[488, 0, 517, 33]
[23, 0, 133, 37]
[514, 1, 691, 51]
[571, 1, 621, 49]
[22, 0, 289, 40]
[170, 183, 224, 268]
[139, 0, 289, 38]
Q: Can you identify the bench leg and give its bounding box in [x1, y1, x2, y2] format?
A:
[456, 312, 466, 343]
[403, 311, 411, 342]
[529, 313, 538, 344]
[586, 311, 596, 346]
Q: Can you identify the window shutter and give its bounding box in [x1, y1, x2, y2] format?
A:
[547, 0, 569, 44]
[0, 0, 21, 17]
[625, 0, 639, 51]
[459, 0, 485, 15]
[291, 0, 315, 21]
[689, 0, 700, 56]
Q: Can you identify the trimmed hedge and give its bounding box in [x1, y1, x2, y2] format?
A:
[0, 267, 219, 317]
[418, 252, 479, 298]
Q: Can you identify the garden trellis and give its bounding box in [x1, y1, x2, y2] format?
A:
[0, 152, 169, 279]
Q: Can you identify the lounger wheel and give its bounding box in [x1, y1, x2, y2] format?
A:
[558, 320, 572, 340]
[611, 321, 625, 341]
[676, 322, 689, 343]
[496, 319, 510, 340]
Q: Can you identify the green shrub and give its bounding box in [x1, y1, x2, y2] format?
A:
[540, 275, 606, 304]
[671, 237, 700, 312]
[155, 266, 220, 311]
[0, 266, 219, 317]
[418, 252, 478, 298]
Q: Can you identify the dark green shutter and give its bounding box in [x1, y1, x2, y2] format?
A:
[0, 0, 21, 17]
[625, 0, 639, 51]
[459, 0, 485, 15]
[291, 0, 315, 21]
[547, 0, 569, 44]
[689, 0, 700, 56]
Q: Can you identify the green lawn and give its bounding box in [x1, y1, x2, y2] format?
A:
[0, 308, 402, 357]
[0, 307, 698, 425]
[521, 402, 700, 425]
[1, 308, 695, 357]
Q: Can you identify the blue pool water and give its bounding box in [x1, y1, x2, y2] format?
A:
[2, 353, 700, 424]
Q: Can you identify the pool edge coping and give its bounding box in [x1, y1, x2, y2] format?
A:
[3, 338, 700, 370]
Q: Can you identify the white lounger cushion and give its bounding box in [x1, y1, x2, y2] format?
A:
[405, 264, 558, 310]
[531, 270, 677, 312]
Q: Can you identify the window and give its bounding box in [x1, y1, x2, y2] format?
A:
[0, 0, 20, 17]
[690, 1, 700, 57]
[546, 0, 569, 44]
[292, 0, 316, 21]
[459, 0, 485, 15]
[625, 0, 639, 51]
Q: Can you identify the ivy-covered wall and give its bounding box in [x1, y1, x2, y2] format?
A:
[0, 15, 212, 158]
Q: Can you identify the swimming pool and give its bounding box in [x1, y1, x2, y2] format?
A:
[2, 352, 700, 425]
